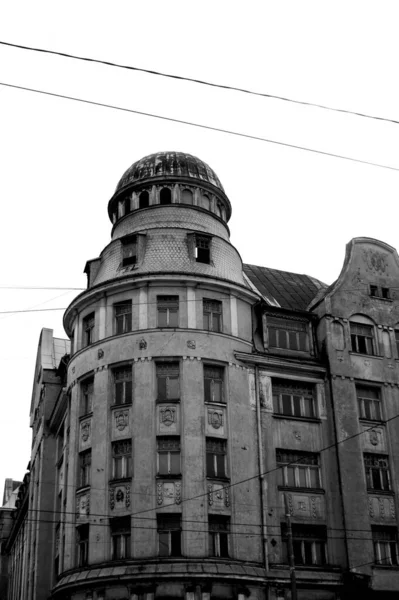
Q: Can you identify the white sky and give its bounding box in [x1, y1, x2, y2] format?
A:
[0, 1, 398, 493]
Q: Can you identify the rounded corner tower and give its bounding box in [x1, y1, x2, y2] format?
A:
[57, 152, 264, 600]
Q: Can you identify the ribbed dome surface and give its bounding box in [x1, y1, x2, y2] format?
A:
[115, 151, 225, 193]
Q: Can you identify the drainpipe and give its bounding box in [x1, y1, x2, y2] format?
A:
[254, 365, 269, 571]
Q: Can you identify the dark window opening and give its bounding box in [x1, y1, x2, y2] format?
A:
[76, 524, 89, 567]
[80, 379, 94, 417]
[121, 235, 137, 267]
[83, 313, 95, 347]
[111, 517, 131, 560]
[350, 322, 375, 355]
[160, 188, 172, 205]
[282, 524, 327, 565]
[357, 386, 382, 421]
[206, 438, 227, 478]
[370, 285, 379, 297]
[139, 190, 149, 208]
[195, 235, 211, 264]
[276, 450, 321, 489]
[157, 514, 181, 556]
[372, 526, 398, 566]
[369, 285, 391, 299]
[382, 287, 390, 299]
[79, 450, 91, 488]
[123, 197, 131, 216]
[364, 453, 391, 491]
[209, 516, 229, 557]
[268, 316, 308, 352]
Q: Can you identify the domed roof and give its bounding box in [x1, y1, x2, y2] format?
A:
[115, 151, 225, 194]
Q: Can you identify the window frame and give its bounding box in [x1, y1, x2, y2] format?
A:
[282, 524, 327, 566]
[110, 517, 131, 560]
[113, 365, 133, 406]
[276, 450, 321, 490]
[203, 299, 222, 332]
[139, 190, 149, 208]
[204, 365, 225, 404]
[80, 378, 94, 417]
[209, 516, 230, 558]
[372, 526, 399, 566]
[157, 514, 182, 557]
[157, 296, 179, 328]
[206, 438, 227, 479]
[364, 453, 391, 491]
[356, 385, 382, 421]
[78, 450, 91, 488]
[350, 322, 376, 356]
[267, 315, 309, 352]
[83, 313, 95, 347]
[121, 234, 137, 267]
[272, 379, 316, 419]
[111, 440, 132, 480]
[156, 363, 180, 403]
[157, 437, 181, 476]
[76, 524, 89, 567]
[195, 234, 211, 264]
[114, 302, 132, 335]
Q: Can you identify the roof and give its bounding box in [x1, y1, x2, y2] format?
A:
[41, 335, 70, 370]
[243, 263, 327, 311]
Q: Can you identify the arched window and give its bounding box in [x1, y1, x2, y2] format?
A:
[181, 189, 193, 205]
[215, 202, 222, 217]
[350, 315, 377, 356]
[123, 196, 130, 216]
[139, 190, 149, 209]
[201, 195, 210, 210]
[160, 188, 172, 205]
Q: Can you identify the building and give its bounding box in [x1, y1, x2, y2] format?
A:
[3, 151, 399, 599]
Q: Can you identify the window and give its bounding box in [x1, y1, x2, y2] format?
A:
[273, 379, 315, 418]
[76, 524, 89, 567]
[157, 296, 179, 327]
[123, 196, 131, 216]
[112, 440, 132, 479]
[277, 450, 321, 489]
[364, 454, 391, 491]
[80, 379, 93, 416]
[203, 299, 222, 332]
[139, 190, 149, 208]
[83, 313, 95, 347]
[282, 524, 327, 566]
[157, 363, 180, 402]
[395, 330, 399, 357]
[113, 366, 132, 405]
[268, 316, 308, 351]
[204, 366, 224, 403]
[195, 235, 211, 264]
[115, 302, 132, 335]
[357, 386, 382, 420]
[121, 234, 137, 267]
[209, 516, 229, 557]
[370, 285, 378, 297]
[79, 450, 91, 487]
[206, 438, 227, 478]
[157, 514, 181, 556]
[160, 187, 172, 205]
[157, 437, 180, 476]
[350, 322, 375, 355]
[181, 189, 193, 204]
[110, 517, 131, 560]
[372, 527, 398, 566]
[370, 285, 390, 299]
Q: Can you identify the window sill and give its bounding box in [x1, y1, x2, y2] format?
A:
[156, 474, 182, 480]
[349, 352, 383, 359]
[367, 489, 394, 496]
[270, 562, 335, 571]
[76, 485, 91, 494]
[156, 399, 180, 404]
[109, 477, 132, 484]
[278, 486, 325, 494]
[273, 414, 321, 424]
[79, 412, 93, 421]
[111, 403, 132, 409]
[207, 476, 230, 483]
[205, 401, 227, 406]
[372, 563, 399, 569]
[359, 418, 385, 425]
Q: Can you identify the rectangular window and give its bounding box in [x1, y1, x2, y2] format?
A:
[350, 322, 375, 355]
[372, 526, 398, 566]
[157, 437, 181, 476]
[113, 366, 133, 405]
[79, 450, 91, 487]
[203, 299, 222, 332]
[268, 316, 308, 352]
[395, 330, 399, 357]
[276, 450, 321, 489]
[83, 313, 95, 347]
[76, 524, 89, 567]
[206, 438, 227, 478]
[370, 285, 391, 299]
[157, 296, 179, 327]
[282, 524, 327, 566]
[110, 517, 131, 560]
[204, 366, 224, 403]
[273, 379, 315, 418]
[112, 440, 132, 479]
[157, 363, 180, 402]
[195, 235, 211, 264]
[157, 514, 181, 557]
[364, 454, 391, 491]
[121, 234, 137, 267]
[357, 386, 382, 421]
[209, 516, 229, 557]
[115, 302, 132, 335]
[80, 378, 94, 416]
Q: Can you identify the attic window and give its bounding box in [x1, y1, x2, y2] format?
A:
[195, 235, 211, 264]
[369, 285, 391, 299]
[267, 316, 309, 352]
[121, 234, 137, 267]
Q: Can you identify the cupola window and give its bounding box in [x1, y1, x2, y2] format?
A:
[160, 188, 172, 205]
[139, 190, 149, 208]
[181, 189, 193, 205]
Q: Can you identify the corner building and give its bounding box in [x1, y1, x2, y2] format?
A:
[57, 152, 264, 599]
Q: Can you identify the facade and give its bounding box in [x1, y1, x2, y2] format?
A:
[3, 151, 399, 599]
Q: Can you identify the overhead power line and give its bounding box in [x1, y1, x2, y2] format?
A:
[1, 40, 398, 126]
[1, 82, 398, 173]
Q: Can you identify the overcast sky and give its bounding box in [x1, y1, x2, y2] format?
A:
[0, 1, 398, 493]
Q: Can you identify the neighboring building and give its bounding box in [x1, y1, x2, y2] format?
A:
[3, 151, 399, 599]
[0, 479, 22, 599]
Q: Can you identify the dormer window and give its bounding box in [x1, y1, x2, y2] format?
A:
[121, 234, 137, 267]
[267, 316, 309, 352]
[195, 235, 211, 264]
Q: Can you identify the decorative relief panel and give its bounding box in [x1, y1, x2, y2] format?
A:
[109, 484, 131, 511]
[76, 492, 90, 521]
[207, 482, 230, 509]
[205, 406, 226, 437]
[361, 425, 386, 452]
[259, 372, 272, 411]
[112, 407, 131, 440]
[156, 481, 182, 506]
[79, 418, 91, 450]
[279, 491, 325, 520]
[369, 495, 396, 522]
[157, 404, 180, 435]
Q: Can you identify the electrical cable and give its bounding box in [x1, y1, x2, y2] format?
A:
[1, 82, 398, 173]
[1, 40, 398, 126]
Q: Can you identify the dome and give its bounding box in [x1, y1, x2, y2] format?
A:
[115, 151, 225, 194]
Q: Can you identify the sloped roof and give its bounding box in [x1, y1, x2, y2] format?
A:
[41, 335, 70, 370]
[243, 264, 327, 311]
